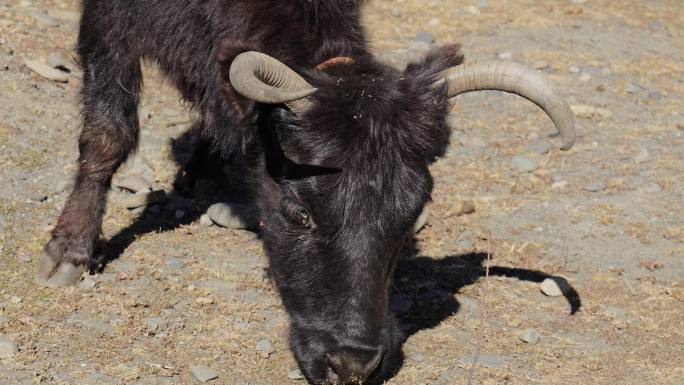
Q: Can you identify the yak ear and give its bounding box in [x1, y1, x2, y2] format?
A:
[215, 38, 261, 117]
[404, 43, 465, 80]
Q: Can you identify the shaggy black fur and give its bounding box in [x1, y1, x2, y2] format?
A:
[46, 1, 464, 383]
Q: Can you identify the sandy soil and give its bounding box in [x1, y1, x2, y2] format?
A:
[1, 0, 682, 384]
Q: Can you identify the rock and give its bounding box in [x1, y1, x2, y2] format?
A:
[207, 203, 259, 230]
[583, 182, 605, 192]
[287, 369, 304, 380]
[532, 60, 549, 70]
[146, 317, 169, 332]
[648, 90, 663, 100]
[196, 297, 214, 305]
[510, 155, 538, 173]
[389, 294, 411, 313]
[26, 192, 48, 203]
[519, 329, 540, 345]
[30, 11, 60, 27]
[551, 180, 569, 190]
[256, 339, 275, 354]
[569, 66, 580, 74]
[0, 214, 5, 232]
[121, 189, 166, 209]
[199, 214, 214, 227]
[413, 206, 429, 233]
[459, 353, 506, 369]
[24, 59, 69, 82]
[464, 5, 481, 16]
[626, 82, 642, 94]
[415, 31, 435, 44]
[458, 239, 474, 250]
[456, 297, 480, 320]
[409, 352, 425, 363]
[114, 174, 153, 193]
[457, 200, 476, 216]
[635, 148, 650, 164]
[17, 253, 32, 263]
[540, 277, 571, 297]
[579, 73, 591, 82]
[389, 8, 401, 17]
[497, 51, 512, 60]
[10, 296, 22, 304]
[526, 140, 550, 155]
[78, 276, 97, 290]
[0, 336, 18, 359]
[190, 364, 219, 383]
[570, 104, 613, 119]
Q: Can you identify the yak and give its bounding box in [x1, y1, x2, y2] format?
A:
[36, 0, 575, 383]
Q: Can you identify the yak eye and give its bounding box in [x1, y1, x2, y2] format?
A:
[280, 195, 316, 229]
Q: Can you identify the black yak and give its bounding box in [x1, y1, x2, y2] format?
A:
[36, 1, 575, 383]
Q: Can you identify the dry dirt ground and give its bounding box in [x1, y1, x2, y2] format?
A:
[1, 1, 683, 384]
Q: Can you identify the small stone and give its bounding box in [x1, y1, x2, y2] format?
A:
[78, 277, 97, 290]
[17, 253, 32, 263]
[532, 60, 549, 70]
[146, 317, 169, 332]
[26, 192, 48, 203]
[626, 82, 642, 94]
[207, 203, 259, 230]
[121, 189, 166, 209]
[635, 148, 650, 164]
[519, 329, 540, 345]
[256, 339, 275, 353]
[415, 31, 435, 44]
[0, 337, 18, 359]
[569, 66, 581, 74]
[287, 369, 304, 380]
[540, 277, 571, 297]
[199, 214, 214, 227]
[459, 354, 506, 369]
[190, 364, 219, 383]
[464, 5, 481, 16]
[510, 155, 538, 173]
[389, 8, 401, 17]
[31, 11, 60, 27]
[196, 297, 214, 305]
[113, 174, 153, 193]
[24, 59, 69, 82]
[526, 140, 550, 155]
[497, 51, 512, 61]
[551, 180, 569, 190]
[583, 182, 605, 192]
[427, 18, 440, 27]
[579, 73, 591, 82]
[457, 200, 476, 216]
[648, 90, 663, 100]
[10, 296, 22, 304]
[409, 352, 425, 363]
[595, 84, 606, 92]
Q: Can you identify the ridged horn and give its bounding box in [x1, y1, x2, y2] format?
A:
[437, 61, 576, 150]
[229, 51, 317, 115]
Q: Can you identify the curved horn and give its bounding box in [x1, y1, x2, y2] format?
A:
[229, 51, 317, 114]
[437, 62, 576, 150]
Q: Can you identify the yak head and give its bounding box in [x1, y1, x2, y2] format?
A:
[217, 43, 575, 384]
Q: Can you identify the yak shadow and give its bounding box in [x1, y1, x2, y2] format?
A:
[373, 244, 581, 383]
[93, 127, 257, 271]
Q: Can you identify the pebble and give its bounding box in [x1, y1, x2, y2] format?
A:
[648, 90, 663, 100]
[457, 200, 476, 216]
[146, 317, 169, 332]
[190, 364, 219, 383]
[30, 11, 60, 27]
[287, 369, 304, 380]
[510, 155, 538, 173]
[10, 296, 22, 304]
[17, 253, 32, 263]
[121, 189, 166, 209]
[199, 214, 214, 227]
[26, 192, 48, 203]
[551, 180, 569, 190]
[526, 140, 551, 155]
[458, 353, 506, 369]
[78, 277, 97, 290]
[389, 8, 401, 17]
[497, 51, 512, 61]
[113, 174, 153, 193]
[519, 329, 540, 345]
[458, 239, 474, 250]
[256, 339, 275, 353]
[540, 277, 571, 297]
[626, 82, 642, 94]
[24, 59, 69, 82]
[570, 104, 613, 119]
[409, 352, 425, 363]
[532, 60, 549, 70]
[0, 336, 18, 359]
[579, 73, 591, 82]
[207, 203, 258, 230]
[635, 148, 650, 164]
[464, 5, 481, 16]
[196, 297, 214, 305]
[415, 31, 435, 44]
[569, 66, 580, 73]
[583, 182, 605, 192]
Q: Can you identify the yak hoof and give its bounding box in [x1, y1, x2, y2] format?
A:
[35, 256, 85, 288]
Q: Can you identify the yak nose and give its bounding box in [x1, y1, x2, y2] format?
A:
[325, 346, 383, 384]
